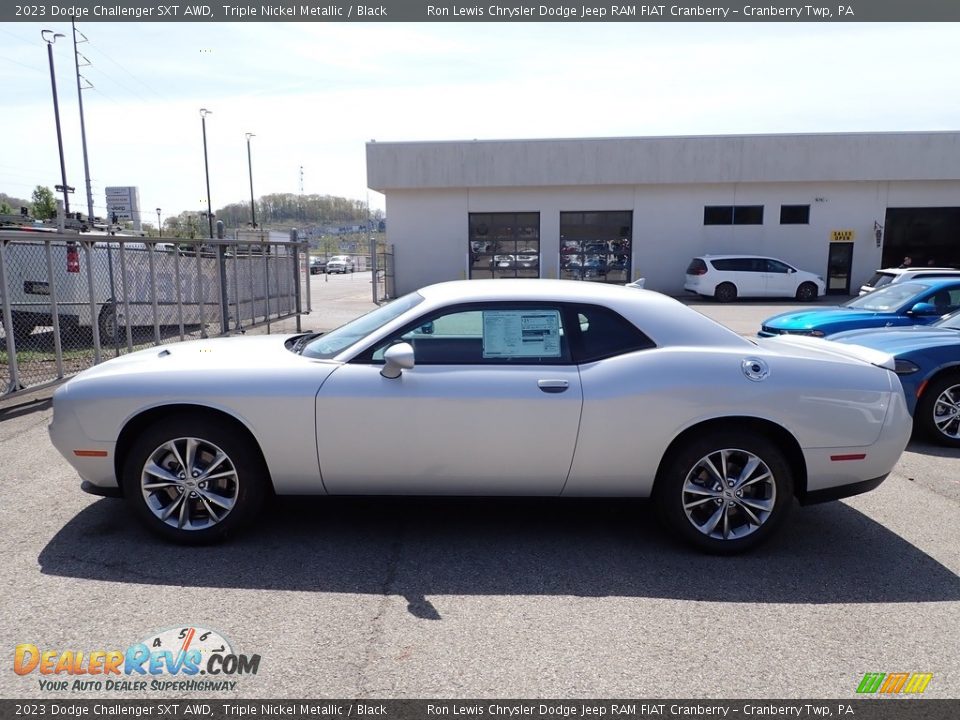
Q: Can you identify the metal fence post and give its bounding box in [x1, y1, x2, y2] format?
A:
[83, 241, 102, 365]
[119, 242, 133, 352]
[43, 240, 65, 378]
[195, 247, 207, 339]
[148, 241, 160, 345]
[369, 236, 379, 304]
[0, 240, 22, 393]
[172, 242, 185, 341]
[263, 245, 271, 333]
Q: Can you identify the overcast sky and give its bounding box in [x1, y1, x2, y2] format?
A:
[1, 21, 958, 222]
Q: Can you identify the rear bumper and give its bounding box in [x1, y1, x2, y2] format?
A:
[800, 474, 887, 505]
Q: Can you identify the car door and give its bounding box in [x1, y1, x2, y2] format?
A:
[763, 259, 795, 297]
[315, 303, 583, 495]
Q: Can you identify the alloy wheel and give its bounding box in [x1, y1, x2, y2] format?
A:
[932, 383, 960, 441]
[140, 437, 239, 531]
[681, 448, 776, 541]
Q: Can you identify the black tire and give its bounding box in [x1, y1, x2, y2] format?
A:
[796, 282, 818, 302]
[121, 413, 268, 544]
[97, 301, 125, 345]
[9, 312, 37, 347]
[654, 431, 794, 554]
[916, 373, 960, 447]
[714, 282, 737, 303]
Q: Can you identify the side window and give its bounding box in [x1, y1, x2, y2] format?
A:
[766, 260, 792, 273]
[371, 307, 571, 364]
[574, 305, 655, 363]
[927, 287, 960, 313]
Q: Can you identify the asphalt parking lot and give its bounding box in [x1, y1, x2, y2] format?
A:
[0, 273, 957, 701]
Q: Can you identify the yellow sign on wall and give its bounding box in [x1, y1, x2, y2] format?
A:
[830, 230, 855, 242]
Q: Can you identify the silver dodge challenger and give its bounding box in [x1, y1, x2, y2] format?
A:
[49, 279, 912, 553]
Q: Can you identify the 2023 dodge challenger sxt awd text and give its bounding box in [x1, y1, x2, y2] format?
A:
[50, 280, 911, 553]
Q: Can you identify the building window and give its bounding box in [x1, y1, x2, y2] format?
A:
[780, 205, 810, 224]
[469, 213, 540, 279]
[559, 211, 632, 284]
[703, 205, 764, 225]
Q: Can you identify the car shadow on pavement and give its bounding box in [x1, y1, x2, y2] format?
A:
[38, 496, 959, 614]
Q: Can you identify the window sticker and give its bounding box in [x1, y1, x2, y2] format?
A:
[482, 310, 561, 358]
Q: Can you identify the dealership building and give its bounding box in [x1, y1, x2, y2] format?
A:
[365, 131, 960, 297]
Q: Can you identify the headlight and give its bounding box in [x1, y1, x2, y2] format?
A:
[894, 359, 921, 375]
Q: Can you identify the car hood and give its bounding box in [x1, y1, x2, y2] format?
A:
[67, 334, 328, 384]
[830, 326, 960, 353]
[763, 307, 887, 330]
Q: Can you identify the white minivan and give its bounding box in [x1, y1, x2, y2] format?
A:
[684, 254, 825, 302]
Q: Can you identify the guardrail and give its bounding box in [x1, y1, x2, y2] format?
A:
[0, 232, 309, 398]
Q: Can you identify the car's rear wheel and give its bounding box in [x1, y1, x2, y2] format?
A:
[655, 431, 793, 554]
[796, 282, 818, 302]
[917, 373, 960, 447]
[714, 283, 737, 303]
[121, 414, 268, 543]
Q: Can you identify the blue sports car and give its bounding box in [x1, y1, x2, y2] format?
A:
[759, 279, 960, 338]
[831, 310, 960, 447]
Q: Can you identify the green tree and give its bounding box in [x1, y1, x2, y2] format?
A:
[31, 185, 57, 220]
[0, 201, 14, 215]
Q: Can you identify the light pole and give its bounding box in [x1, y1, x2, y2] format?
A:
[156, 208, 162, 237]
[199, 108, 213, 239]
[42, 30, 71, 215]
[245, 132, 257, 229]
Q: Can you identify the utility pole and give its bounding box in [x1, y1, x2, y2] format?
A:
[71, 19, 94, 225]
[42, 30, 71, 215]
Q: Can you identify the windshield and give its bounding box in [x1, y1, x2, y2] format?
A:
[300, 292, 424, 359]
[934, 309, 960, 330]
[843, 282, 931, 311]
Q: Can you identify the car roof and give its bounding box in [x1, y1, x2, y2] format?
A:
[874, 267, 960, 275]
[697, 254, 779, 260]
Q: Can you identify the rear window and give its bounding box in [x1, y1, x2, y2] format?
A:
[712, 258, 764, 272]
[686, 258, 708, 275]
[864, 271, 895, 290]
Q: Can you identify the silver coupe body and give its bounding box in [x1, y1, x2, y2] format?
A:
[49, 279, 912, 553]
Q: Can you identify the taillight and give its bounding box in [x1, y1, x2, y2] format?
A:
[67, 243, 80, 273]
[690, 267, 707, 275]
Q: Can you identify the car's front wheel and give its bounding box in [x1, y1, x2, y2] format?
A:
[121, 414, 268, 543]
[655, 431, 793, 554]
[917, 373, 960, 447]
[796, 282, 818, 302]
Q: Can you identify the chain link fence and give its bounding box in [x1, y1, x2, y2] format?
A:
[0, 231, 308, 398]
[374, 243, 395, 304]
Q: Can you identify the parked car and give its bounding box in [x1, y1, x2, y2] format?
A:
[515, 250, 539, 270]
[759, 279, 960, 338]
[49, 279, 910, 554]
[492, 254, 515, 270]
[685, 255, 825, 302]
[309, 256, 327, 275]
[325, 255, 355, 274]
[831, 310, 960, 447]
[858, 267, 960, 295]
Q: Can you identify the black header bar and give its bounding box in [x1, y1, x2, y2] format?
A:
[4, 0, 960, 22]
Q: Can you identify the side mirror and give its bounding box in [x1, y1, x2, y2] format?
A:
[909, 302, 938, 316]
[381, 342, 415, 379]
[788, 268, 796, 273]
[419, 321, 434, 335]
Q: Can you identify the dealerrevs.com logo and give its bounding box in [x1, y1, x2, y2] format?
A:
[856, 672, 933, 694]
[14, 626, 261, 693]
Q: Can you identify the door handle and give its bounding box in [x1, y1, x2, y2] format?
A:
[538, 379, 569, 394]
